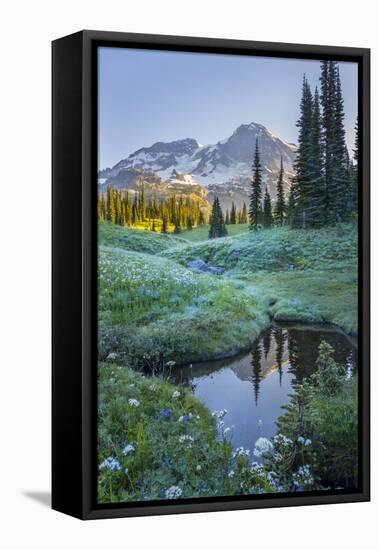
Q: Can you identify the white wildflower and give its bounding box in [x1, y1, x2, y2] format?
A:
[273, 434, 293, 447]
[165, 486, 183, 500]
[99, 457, 121, 472]
[250, 462, 265, 476]
[122, 443, 135, 456]
[196, 465, 202, 472]
[212, 409, 228, 419]
[233, 446, 251, 458]
[228, 470, 235, 478]
[304, 439, 312, 447]
[128, 398, 140, 407]
[297, 436, 305, 445]
[179, 435, 194, 445]
[253, 437, 274, 458]
[172, 391, 181, 399]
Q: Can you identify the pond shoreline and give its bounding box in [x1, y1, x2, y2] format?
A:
[174, 322, 357, 457]
[175, 316, 357, 368]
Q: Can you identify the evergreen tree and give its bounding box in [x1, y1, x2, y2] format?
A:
[131, 193, 138, 225]
[320, 60, 333, 221]
[115, 190, 122, 225]
[225, 208, 230, 225]
[274, 156, 286, 226]
[153, 194, 159, 218]
[349, 118, 358, 214]
[292, 76, 314, 228]
[137, 180, 146, 221]
[249, 139, 263, 230]
[241, 202, 248, 224]
[123, 191, 131, 226]
[173, 217, 181, 233]
[308, 85, 325, 227]
[208, 197, 228, 239]
[287, 183, 295, 227]
[333, 65, 351, 220]
[106, 186, 116, 224]
[320, 61, 350, 224]
[230, 202, 237, 224]
[263, 187, 272, 228]
[161, 214, 168, 234]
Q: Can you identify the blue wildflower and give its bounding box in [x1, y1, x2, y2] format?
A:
[160, 408, 172, 420]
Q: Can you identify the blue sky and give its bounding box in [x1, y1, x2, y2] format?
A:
[98, 47, 358, 170]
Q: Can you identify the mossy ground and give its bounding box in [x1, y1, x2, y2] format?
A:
[97, 221, 358, 503]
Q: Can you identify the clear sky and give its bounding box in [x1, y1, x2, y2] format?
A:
[98, 47, 358, 170]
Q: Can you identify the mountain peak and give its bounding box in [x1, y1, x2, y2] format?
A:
[131, 138, 199, 158]
[99, 123, 296, 209]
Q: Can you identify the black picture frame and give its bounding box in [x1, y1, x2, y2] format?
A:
[52, 30, 370, 520]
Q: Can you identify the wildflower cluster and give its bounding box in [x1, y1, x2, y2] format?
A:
[99, 457, 121, 472]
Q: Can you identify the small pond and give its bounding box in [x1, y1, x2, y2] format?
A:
[173, 323, 357, 457]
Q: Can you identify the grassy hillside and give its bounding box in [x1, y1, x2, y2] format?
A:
[98, 222, 358, 373]
[98, 244, 267, 367]
[162, 224, 358, 334]
[180, 223, 250, 242]
[99, 221, 186, 255]
[163, 224, 357, 274]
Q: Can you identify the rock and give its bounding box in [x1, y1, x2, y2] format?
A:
[187, 259, 208, 271]
[187, 259, 224, 275]
[207, 266, 224, 274]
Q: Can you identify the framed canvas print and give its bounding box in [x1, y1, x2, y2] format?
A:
[52, 30, 370, 519]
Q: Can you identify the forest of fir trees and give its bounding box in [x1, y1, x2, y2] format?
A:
[245, 59, 358, 233]
[99, 61, 358, 239]
[97, 181, 208, 233]
[98, 180, 251, 235]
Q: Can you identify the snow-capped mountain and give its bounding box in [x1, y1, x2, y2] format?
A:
[99, 122, 296, 210]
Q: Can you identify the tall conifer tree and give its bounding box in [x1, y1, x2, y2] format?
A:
[230, 202, 237, 224]
[292, 76, 314, 228]
[263, 187, 272, 228]
[275, 157, 286, 226]
[249, 139, 263, 230]
[208, 197, 228, 239]
[241, 202, 248, 224]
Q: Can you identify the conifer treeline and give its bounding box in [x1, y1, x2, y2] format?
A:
[291, 61, 357, 228]
[99, 62, 357, 238]
[224, 201, 248, 225]
[97, 182, 207, 232]
[246, 60, 358, 232]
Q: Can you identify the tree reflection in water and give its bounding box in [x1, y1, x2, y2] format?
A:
[248, 323, 357, 404]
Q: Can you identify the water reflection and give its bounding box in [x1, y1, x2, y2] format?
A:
[173, 323, 357, 455]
